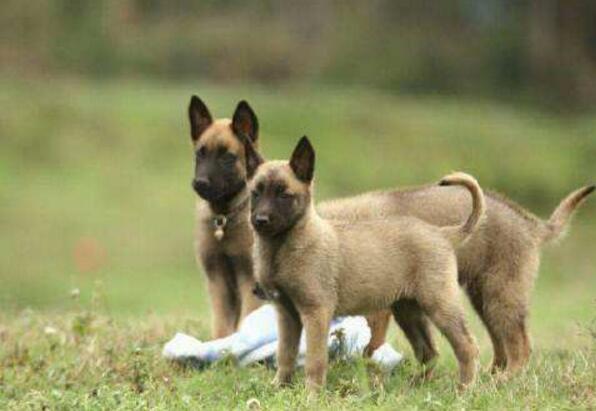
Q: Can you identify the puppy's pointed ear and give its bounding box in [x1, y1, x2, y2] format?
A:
[244, 138, 264, 179]
[290, 136, 315, 183]
[232, 100, 259, 144]
[188, 95, 213, 142]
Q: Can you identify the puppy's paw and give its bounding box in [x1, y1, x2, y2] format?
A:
[488, 360, 507, 375]
[272, 370, 293, 387]
[305, 379, 324, 397]
[409, 366, 435, 387]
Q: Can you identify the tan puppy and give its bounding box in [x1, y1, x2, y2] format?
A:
[318, 176, 594, 373]
[188, 96, 263, 338]
[248, 136, 485, 390]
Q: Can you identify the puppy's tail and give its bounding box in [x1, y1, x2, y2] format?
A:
[540, 184, 594, 244]
[438, 172, 486, 247]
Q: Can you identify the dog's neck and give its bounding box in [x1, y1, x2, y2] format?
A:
[255, 202, 324, 270]
[206, 184, 249, 217]
[288, 202, 323, 237]
[254, 201, 331, 307]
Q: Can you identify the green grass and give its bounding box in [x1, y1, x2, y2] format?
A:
[1, 308, 594, 409]
[0, 75, 595, 408]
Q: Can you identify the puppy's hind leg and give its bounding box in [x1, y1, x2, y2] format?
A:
[479, 255, 538, 375]
[483, 289, 532, 375]
[467, 283, 507, 373]
[391, 299, 438, 380]
[364, 310, 392, 357]
[418, 287, 479, 387]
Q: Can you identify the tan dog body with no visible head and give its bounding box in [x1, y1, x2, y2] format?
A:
[248, 137, 485, 390]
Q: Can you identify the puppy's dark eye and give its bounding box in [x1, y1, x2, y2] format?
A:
[252, 183, 264, 199]
[219, 152, 237, 165]
[276, 186, 292, 199]
[196, 146, 207, 158]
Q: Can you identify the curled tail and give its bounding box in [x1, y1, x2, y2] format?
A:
[438, 172, 486, 247]
[541, 184, 595, 244]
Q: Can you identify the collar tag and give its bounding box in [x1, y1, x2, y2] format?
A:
[213, 215, 227, 241]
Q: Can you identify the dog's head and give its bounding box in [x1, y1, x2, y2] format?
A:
[188, 96, 261, 203]
[248, 136, 315, 237]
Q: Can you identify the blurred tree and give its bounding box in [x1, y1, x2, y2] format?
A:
[527, 0, 596, 108]
[0, 0, 594, 108]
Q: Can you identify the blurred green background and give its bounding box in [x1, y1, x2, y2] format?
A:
[0, 1, 594, 349]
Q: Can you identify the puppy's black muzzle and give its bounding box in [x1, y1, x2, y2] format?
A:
[251, 214, 278, 235]
[192, 178, 219, 201]
[252, 214, 270, 228]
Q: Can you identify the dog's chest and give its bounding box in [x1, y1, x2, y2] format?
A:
[254, 240, 325, 309]
[254, 241, 277, 283]
[254, 240, 297, 288]
[196, 217, 253, 261]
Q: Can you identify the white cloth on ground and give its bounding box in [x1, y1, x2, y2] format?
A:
[162, 304, 402, 372]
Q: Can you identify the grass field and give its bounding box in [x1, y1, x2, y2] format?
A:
[0, 75, 595, 409]
[1, 309, 594, 410]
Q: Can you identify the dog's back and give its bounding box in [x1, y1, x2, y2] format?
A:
[329, 216, 456, 315]
[318, 183, 581, 281]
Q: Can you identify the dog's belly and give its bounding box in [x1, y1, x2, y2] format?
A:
[335, 297, 393, 317]
[336, 283, 402, 315]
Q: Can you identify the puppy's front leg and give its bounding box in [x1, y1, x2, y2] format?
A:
[273, 302, 302, 386]
[234, 256, 264, 323]
[302, 307, 332, 392]
[205, 270, 238, 339]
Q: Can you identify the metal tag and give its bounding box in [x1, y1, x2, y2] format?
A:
[213, 215, 227, 241]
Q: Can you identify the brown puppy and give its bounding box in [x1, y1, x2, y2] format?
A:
[248, 136, 485, 390]
[188, 96, 263, 338]
[318, 177, 594, 373]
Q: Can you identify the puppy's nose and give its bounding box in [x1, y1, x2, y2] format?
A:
[254, 214, 271, 227]
[192, 177, 210, 192]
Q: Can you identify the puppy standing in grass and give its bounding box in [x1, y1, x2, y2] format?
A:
[248, 136, 485, 390]
[188, 97, 264, 338]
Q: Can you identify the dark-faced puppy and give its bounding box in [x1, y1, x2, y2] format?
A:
[249, 137, 485, 391]
[188, 96, 264, 338]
